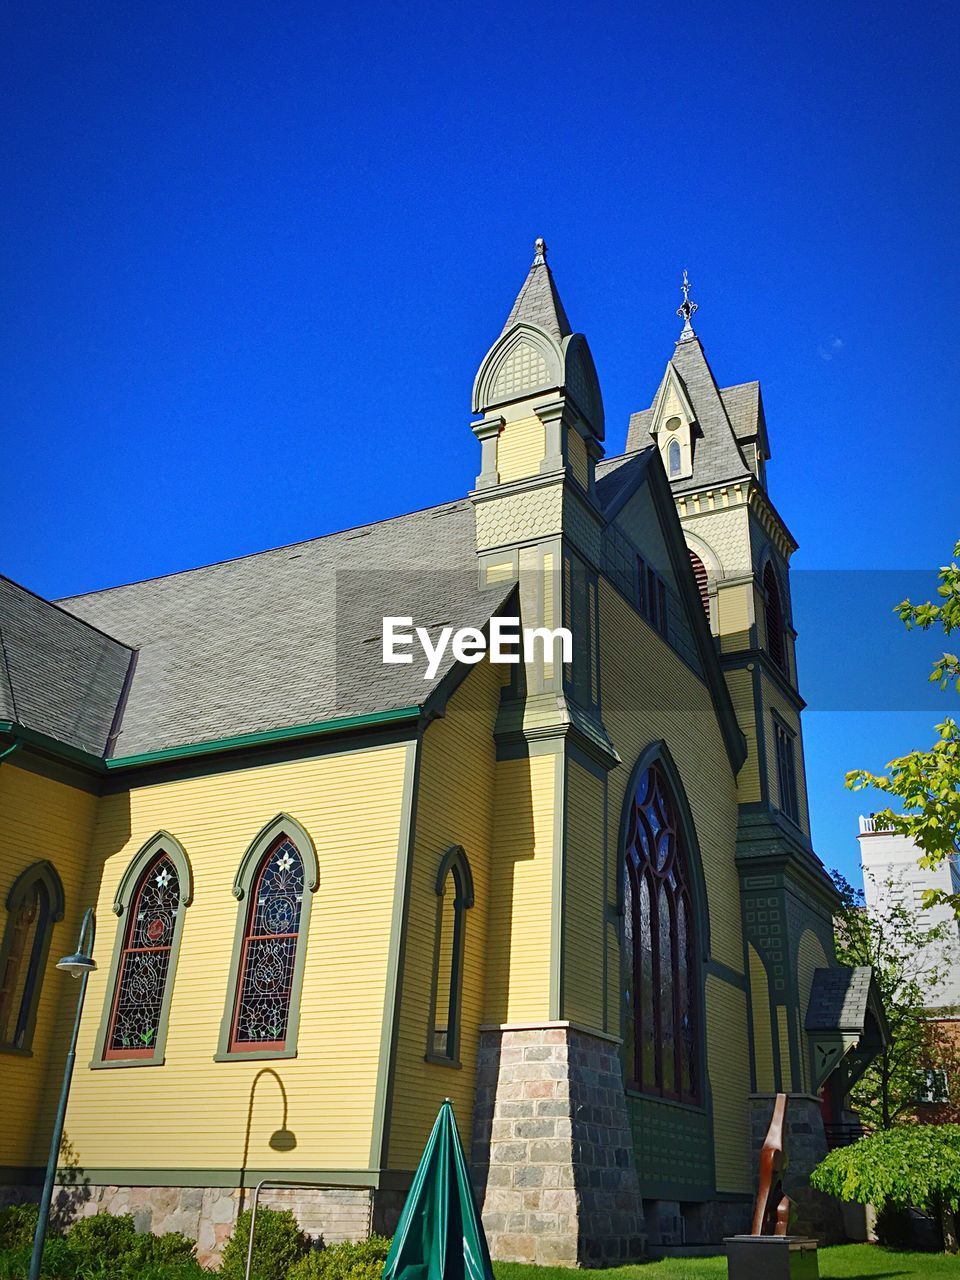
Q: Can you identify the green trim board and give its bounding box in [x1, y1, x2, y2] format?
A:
[0, 861, 66, 1054]
[0, 707, 422, 777]
[90, 832, 193, 1069]
[371, 738, 420, 1172]
[214, 813, 319, 1062]
[43, 1167, 417, 1191]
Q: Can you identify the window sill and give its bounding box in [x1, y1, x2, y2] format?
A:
[214, 1047, 298, 1063]
[90, 1055, 165, 1069]
[0, 1044, 33, 1058]
[624, 1088, 705, 1114]
[424, 1053, 462, 1069]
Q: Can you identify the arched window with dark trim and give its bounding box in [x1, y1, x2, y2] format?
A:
[229, 836, 305, 1052]
[763, 561, 786, 671]
[0, 862, 64, 1052]
[668, 439, 681, 476]
[623, 763, 699, 1103]
[428, 846, 474, 1065]
[104, 852, 181, 1059]
[688, 550, 710, 621]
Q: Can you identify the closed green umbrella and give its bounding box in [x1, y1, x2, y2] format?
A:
[382, 1099, 494, 1280]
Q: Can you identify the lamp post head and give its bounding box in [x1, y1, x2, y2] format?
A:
[56, 952, 97, 979]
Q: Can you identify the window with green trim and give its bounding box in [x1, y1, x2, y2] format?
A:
[0, 863, 63, 1052]
[428, 847, 473, 1064]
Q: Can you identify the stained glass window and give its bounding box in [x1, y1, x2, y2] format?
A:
[229, 837, 304, 1051]
[0, 879, 51, 1050]
[105, 853, 180, 1058]
[763, 562, 786, 671]
[623, 762, 700, 1103]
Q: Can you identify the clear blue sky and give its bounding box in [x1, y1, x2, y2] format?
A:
[2, 2, 957, 882]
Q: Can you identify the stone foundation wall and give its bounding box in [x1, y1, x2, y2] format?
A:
[471, 1023, 646, 1266]
[749, 1094, 845, 1242]
[2, 1182, 376, 1268]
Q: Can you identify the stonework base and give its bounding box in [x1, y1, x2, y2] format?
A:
[472, 1024, 647, 1266]
[749, 1095, 844, 1243]
[1, 1182, 378, 1268]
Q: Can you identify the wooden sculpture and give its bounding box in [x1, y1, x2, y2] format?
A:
[750, 1092, 792, 1236]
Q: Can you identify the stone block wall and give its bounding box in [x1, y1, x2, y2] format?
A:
[6, 1182, 375, 1268]
[471, 1023, 646, 1266]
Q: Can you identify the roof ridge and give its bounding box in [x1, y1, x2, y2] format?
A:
[57, 494, 471, 604]
[1, 573, 136, 653]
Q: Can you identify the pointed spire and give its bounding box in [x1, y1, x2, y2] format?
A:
[676, 269, 698, 343]
[501, 237, 572, 341]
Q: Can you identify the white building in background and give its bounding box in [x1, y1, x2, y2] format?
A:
[858, 814, 960, 1011]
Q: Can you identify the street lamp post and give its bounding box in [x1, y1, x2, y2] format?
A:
[28, 907, 97, 1280]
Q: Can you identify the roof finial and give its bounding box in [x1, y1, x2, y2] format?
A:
[533, 237, 547, 265]
[676, 269, 698, 342]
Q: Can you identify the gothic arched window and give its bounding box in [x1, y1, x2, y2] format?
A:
[429, 846, 474, 1064]
[668, 439, 681, 476]
[0, 863, 64, 1052]
[623, 763, 699, 1103]
[104, 852, 182, 1059]
[763, 561, 786, 671]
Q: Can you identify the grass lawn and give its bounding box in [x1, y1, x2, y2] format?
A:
[493, 1244, 960, 1280]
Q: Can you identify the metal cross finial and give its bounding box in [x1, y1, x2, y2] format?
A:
[533, 237, 547, 265]
[677, 269, 698, 324]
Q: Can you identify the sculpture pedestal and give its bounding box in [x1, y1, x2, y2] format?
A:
[725, 1235, 819, 1280]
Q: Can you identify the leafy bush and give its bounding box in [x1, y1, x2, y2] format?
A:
[65, 1211, 139, 1267]
[0, 1235, 77, 1280]
[64, 1213, 201, 1279]
[811, 1125, 960, 1250]
[220, 1208, 308, 1280]
[288, 1236, 391, 1280]
[0, 1206, 39, 1252]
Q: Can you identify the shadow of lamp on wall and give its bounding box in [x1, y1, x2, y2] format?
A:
[241, 1067, 298, 1193]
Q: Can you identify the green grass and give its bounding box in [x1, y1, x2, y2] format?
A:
[493, 1243, 960, 1280]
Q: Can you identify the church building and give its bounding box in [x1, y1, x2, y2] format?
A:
[0, 242, 886, 1265]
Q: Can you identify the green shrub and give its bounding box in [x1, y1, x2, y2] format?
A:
[0, 1235, 78, 1280]
[220, 1208, 308, 1280]
[288, 1235, 391, 1280]
[130, 1231, 198, 1269]
[0, 1205, 39, 1252]
[65, 1211, 139, 1267]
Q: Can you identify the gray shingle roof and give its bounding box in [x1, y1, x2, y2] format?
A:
[595, 447, 653, 513]
[0, 575, 134, 756]
[805, 966, 875, 1032]
[501, 247, 572, 342]
[625, 339, 755, 491]
[59, 500, 511, 759]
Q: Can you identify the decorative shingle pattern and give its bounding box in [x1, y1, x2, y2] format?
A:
[0, 575, 133, 755]
[60, 502, 512, 758]
[805, 966, 874, 1032]
[501, 259, 572, 342]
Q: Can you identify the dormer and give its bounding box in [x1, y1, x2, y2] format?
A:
[649, 365, 696, 482]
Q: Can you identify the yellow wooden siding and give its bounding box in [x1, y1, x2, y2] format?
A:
[387, 660, 502, 1169]
[496, 415, 544, 484]
[61, 743, 411, 1175]
[0, 763, 97, 1167]
[705, 975, 751, 1192]
[562, 760, 605, 1030]
[748, 944, 774, 1092]
[598, 579, 744, 975]
[486, 753, 558, 1023]
[796, 929, 829, 1093]
[776, 1005, 792, 1092]
[761, 673, 810, 835]
[567, 432, 588, 490]
[723, 668, 760, 803]
[717, 582, 752, 653]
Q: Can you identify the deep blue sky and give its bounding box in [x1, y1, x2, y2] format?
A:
[2, 2, 957, 882]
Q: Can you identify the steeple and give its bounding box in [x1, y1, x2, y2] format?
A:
[500, 238, 572, 342]
[676, 269, 698, 344]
